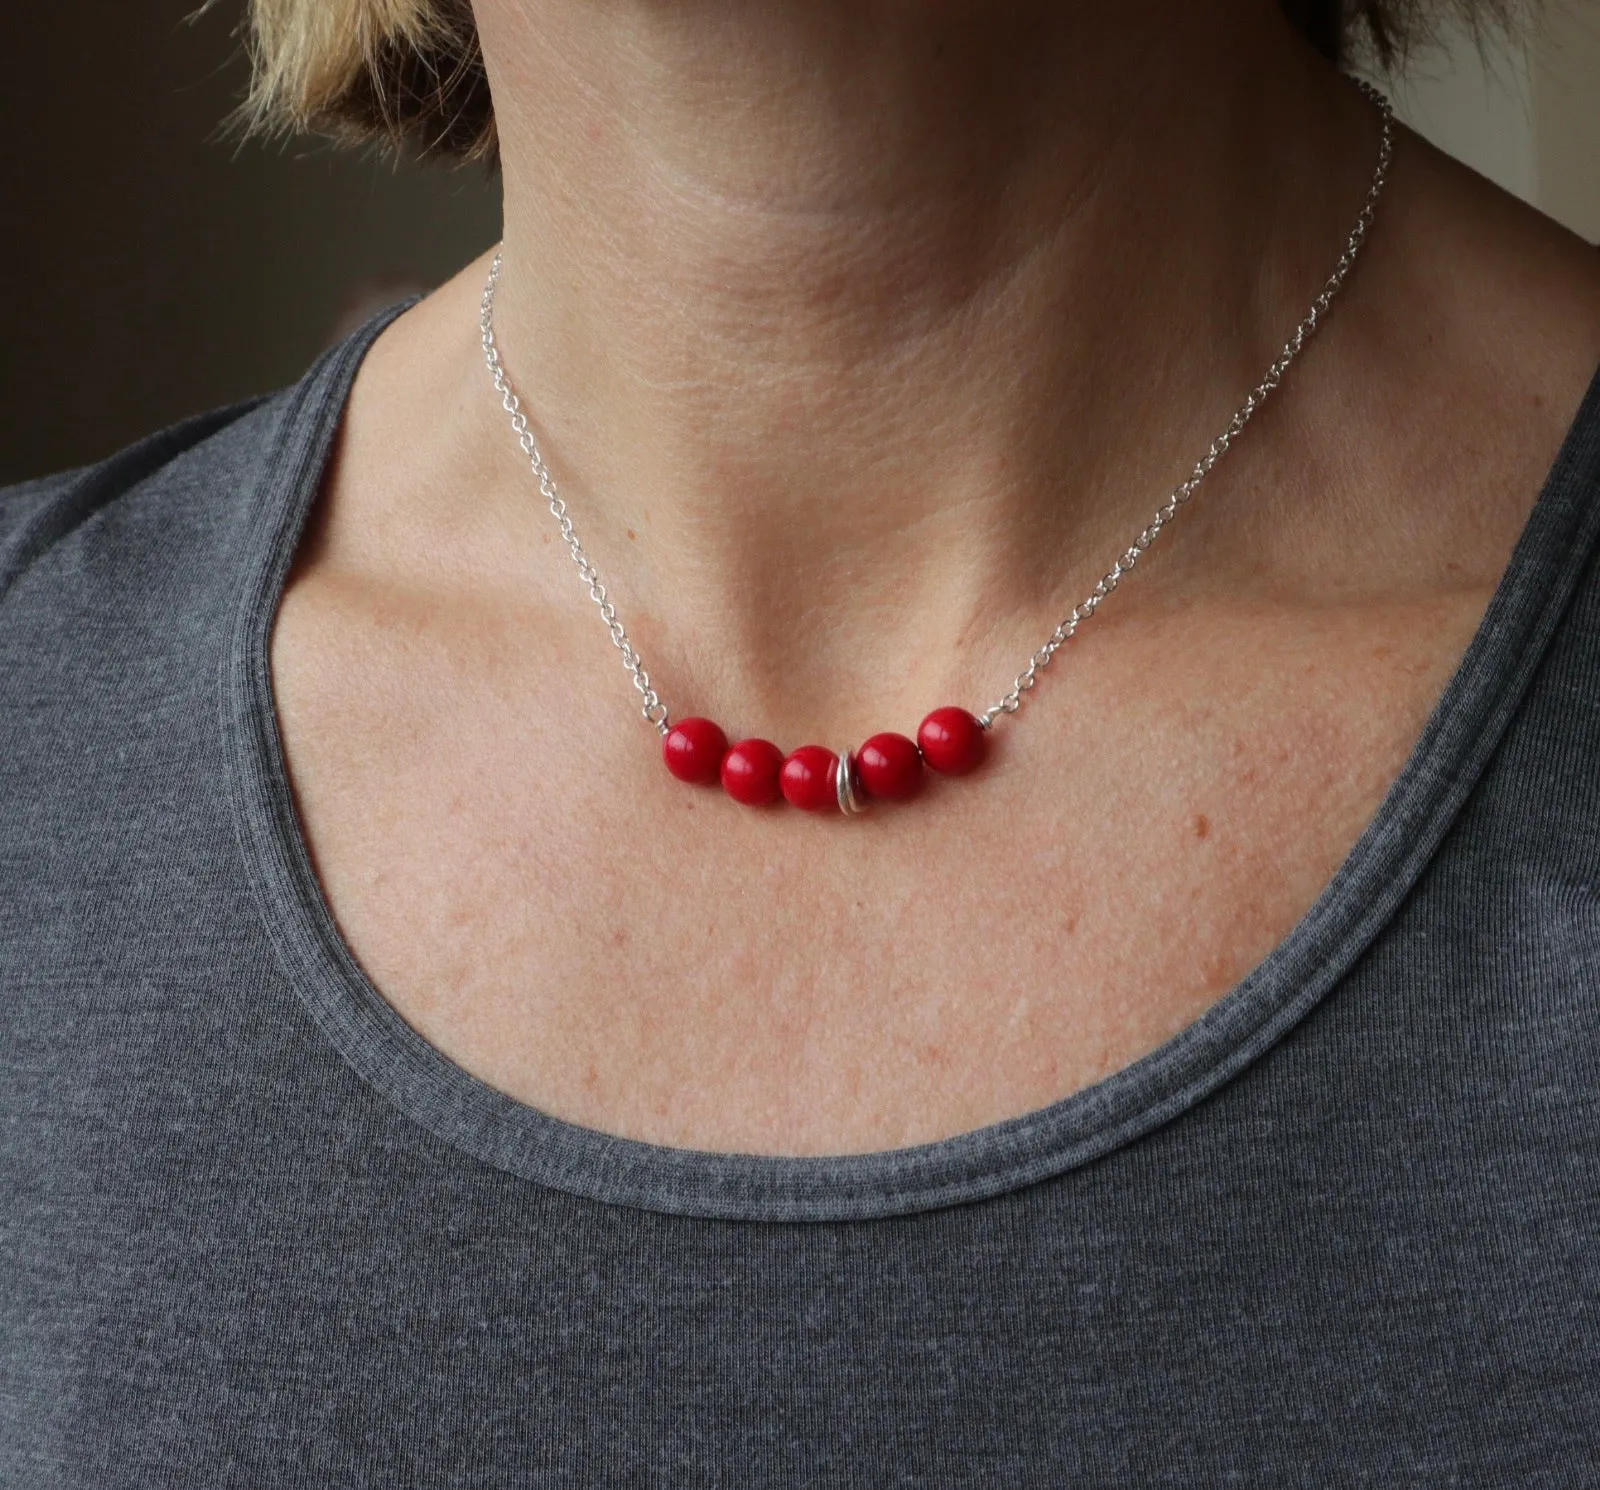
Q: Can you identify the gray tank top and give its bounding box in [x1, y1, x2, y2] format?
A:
[4, 303, 1599, 1485]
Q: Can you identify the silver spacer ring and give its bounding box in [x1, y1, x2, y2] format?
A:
[836, 750, 869, 816]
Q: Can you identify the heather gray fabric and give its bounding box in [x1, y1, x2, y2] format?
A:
[3, 301, 1600, 1487]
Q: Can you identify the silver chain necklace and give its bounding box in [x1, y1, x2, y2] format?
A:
[480, 81, 1395, 816]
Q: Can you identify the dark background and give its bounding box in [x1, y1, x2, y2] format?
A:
[1, 1, 499, 485]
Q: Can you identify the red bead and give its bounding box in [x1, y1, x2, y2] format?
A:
[917, 706, 987, 776]
[780, 745, 839, 812]
[721, 738, 786, 806]
[663, 717, 729, 785]
[856, 731, 923, 801]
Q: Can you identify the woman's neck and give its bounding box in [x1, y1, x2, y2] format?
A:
[465, 0, 1381, 727]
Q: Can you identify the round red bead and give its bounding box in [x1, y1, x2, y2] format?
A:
[662, 716, 729, 786]
[780, 745, 840, 813]
[917, 706, 987, 776]
[856, 731, 923, 801]
[721, 737, 786, 806]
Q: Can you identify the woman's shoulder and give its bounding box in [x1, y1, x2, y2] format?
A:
[0, 299, 413, 641]
[0, 297, 418, 634]
[0, 393, 285, 619]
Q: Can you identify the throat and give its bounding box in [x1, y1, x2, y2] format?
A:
[466, 0, 1374, 673]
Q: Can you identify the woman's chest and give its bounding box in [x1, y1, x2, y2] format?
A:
[271, 580, 1487, 1155]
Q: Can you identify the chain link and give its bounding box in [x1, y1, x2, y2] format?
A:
[480, 260, 673, 733]
[480, 80, 1394, 742]
[978, 80, 1394, 725]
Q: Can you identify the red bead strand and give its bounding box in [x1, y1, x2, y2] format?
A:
[664, 712, 987, 811]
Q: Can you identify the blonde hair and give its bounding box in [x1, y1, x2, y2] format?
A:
[235, 0, 1517, 163]
[239, 0, 494, 160]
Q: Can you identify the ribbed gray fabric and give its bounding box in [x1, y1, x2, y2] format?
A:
[3, 303, 1599, 1486]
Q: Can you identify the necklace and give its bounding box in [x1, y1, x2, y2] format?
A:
[480, 82, 1395, 818]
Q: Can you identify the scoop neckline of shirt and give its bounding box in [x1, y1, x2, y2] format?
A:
[220, 300, 1600, 1223]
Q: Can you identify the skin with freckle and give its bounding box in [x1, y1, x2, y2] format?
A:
[260, 3, 1600, 1158]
